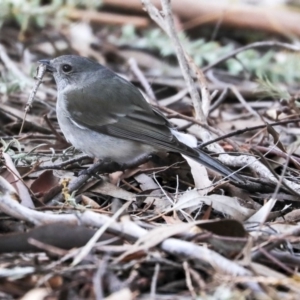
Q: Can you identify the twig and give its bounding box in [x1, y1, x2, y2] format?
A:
[258, 247, 294, 275]
[93, 260, 105, 300]
[271, 151, 290, 202]
[43, 114, 66, 143]
[72, 200, 133, 266]
[150, 263, 160, 300]
[200, 117, 300, 148]
[210, 89, 219, 102]
[38, 155, 91, 170]
[210, 11, 224, 41]
[203, 41, 300, 72]
[209, 87, 229, 113]
[19, 64, 47, 134]
[185, 52, 211, 119]
[176, 121, 193, 131]
[187, 267, 206, 291]
[121, 179, 142, 193]
[27, 238, 68, 256]
[159, 87, 188, 106]
[183, 261, 197, 299]
[128, 57, 158, 104]
[155, 104, 208, 129]
[251, 148, 300, 197]
[254, 145, 300, 167]
[230, 85, 261, 119]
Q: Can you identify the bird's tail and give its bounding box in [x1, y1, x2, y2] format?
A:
[186, 147, 243, 183]
[170, 129, 243, 183]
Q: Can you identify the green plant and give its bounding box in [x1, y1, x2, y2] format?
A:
[116, 25, 300, 87]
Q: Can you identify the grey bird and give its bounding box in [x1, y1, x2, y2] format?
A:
[40, 55, 243, 183]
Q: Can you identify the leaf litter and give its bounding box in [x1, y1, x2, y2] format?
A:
[1, 1, 300, 299]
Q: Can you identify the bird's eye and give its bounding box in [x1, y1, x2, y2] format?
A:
[62, 64, 73, 73]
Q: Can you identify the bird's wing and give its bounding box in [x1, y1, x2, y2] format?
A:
[64, 73, 185, 152]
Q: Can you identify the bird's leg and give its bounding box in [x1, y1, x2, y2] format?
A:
[78, 159, 120, 177]
[78, 153, 153, 178]
[119, 154, 153, 171]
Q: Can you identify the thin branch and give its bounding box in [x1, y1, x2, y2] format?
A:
[128, 57, 158, 104]
[200, 117, 300, 148]
[230, 85, 261, 119]
[72, 199, 133, 266]
[19, 64, 47, 134]
[183, 261, 197, 298]
[209, 87, 229, 113]
[203, 41, 300, 72]
[38, 155, 91, 170]
[150, 263, 160, 300]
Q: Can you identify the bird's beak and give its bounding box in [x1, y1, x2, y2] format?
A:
[39, 59, 55, 72]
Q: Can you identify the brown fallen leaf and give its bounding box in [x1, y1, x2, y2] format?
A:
[30, 170, 59, 196]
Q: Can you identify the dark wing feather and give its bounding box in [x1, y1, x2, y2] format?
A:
[65, 71, 180, 150]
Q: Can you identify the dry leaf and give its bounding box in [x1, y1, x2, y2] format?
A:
[20, 288, 49, 300]
[104, 288, 134, 300]
[30, 170, 59, 196]
[81, 194, 101, 208]
[90, 179, 136, 201]
[3, 153, 34, 208]
[182, 155, 213, 195]
[246, 198, 277, 224]
[168, 190, 255, 220]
